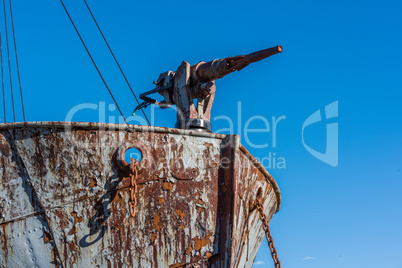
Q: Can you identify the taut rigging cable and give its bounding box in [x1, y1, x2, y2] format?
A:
[60, 0, 128, 125]
[3, 0, 15, 122]
[83, 0, 151, 126]
[8, 0, 25, 122]
[0, 18, 5, 123]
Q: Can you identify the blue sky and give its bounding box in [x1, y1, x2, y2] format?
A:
[1, 0, 401, 267]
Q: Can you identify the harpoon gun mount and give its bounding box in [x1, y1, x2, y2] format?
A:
[136, 45, 283, 132]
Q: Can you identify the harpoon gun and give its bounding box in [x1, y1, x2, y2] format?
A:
[134, 45, 282, 132]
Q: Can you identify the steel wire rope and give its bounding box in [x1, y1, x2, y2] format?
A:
[83, 0, 151, 126]
[8, 0, 25, 122]
[0, 18, 5, 123]
[3, 0, 14, 121]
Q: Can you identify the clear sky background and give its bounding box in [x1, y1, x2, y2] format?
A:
[1, 0, 401, 267]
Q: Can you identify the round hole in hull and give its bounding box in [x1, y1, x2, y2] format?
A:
[125, 148, 142, 163]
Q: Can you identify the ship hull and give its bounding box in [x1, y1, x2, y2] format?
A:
[0, 122, 280, 267]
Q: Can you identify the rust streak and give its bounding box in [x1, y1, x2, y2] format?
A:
[150, 232, 156, 243]
[196, 198, 205, 205]
[193, 234, 211, 251]
[169, 263, 185, 268]
[175, 209, 185, 220]
[71, 211, 83, 225]
[152, 212, 162, 232]
[196, 207, 205, 212]
[43, 230, 52, 243]
[162, 181, 174, 191]
[185, 244, 193, 256]
[88, 177, 97, 187]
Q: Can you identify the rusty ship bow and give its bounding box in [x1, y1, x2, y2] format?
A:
[0, 122, 280, 267]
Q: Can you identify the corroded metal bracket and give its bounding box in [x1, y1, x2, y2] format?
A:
[172, 61, 215, 132]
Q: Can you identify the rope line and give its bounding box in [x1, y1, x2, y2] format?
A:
[60, 0, 128, 124]
[0, 19, 5, 123]
[3, 0, 14, 122]
[8, 0, 25, 122]
[83, 0, 151, 126]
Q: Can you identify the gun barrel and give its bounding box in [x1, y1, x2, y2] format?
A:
[247, 45, 283, 64]
[191, 45, 282, 85]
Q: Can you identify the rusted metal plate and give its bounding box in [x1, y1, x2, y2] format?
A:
[172, 61, 197, 122]
[232, 149, 278, 267]
[45, 172, 219, 267]
[0, 132, 38, 224]
[0, 214, 58, 267]
[10, 127, 220, 209]
[0, 122, 281, 267]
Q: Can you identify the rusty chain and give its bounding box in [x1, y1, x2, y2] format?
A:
[256, 198, 281, 268]
[129, 159, 138, 217]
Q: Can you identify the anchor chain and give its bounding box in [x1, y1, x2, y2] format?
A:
[256, 198, 281, 268]
[129, 158, 138, 217]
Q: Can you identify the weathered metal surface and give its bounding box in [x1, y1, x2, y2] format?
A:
[232, 150, 279, 267]
[0, 214, 59, 268]
[0, 122, 280, 267]
[255, 190, 281, 268]
[0, 130, 42, 224]
[172, 61, 197, 122]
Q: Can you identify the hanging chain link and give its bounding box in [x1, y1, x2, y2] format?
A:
[129, 159, 138, 217]
[256, 198, 281, 268]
